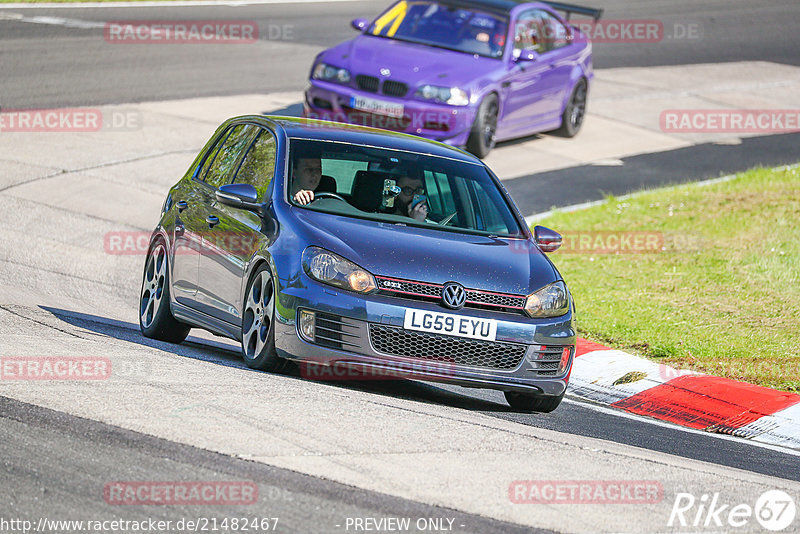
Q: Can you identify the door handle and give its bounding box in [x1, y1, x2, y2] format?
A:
[206, 215, 219, 228]
[176, 200, 188, 212]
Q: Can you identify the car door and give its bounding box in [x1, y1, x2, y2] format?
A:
[498, 9, 574, 137]
[196, 126, 278, 326]
[170, 127, 237, 306]
[534, 10, 579, 123]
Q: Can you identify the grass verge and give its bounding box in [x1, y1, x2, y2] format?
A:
[536, 165, 800, 392]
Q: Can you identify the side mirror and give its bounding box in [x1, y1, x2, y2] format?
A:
[515, 49, 538, 62]
[351, 18, 369, 32]
[216, 183, 265, 214]
[533, 225, 562, 253]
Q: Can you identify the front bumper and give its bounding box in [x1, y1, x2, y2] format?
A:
[304, 80, 478, 147]
[274, 277, 575, 397]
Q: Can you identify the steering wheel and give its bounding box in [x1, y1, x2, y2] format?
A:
[438, 211, 457, 226]
[312, 192, 348, 203]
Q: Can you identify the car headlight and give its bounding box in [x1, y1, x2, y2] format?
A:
[524, 281, 570, 318]
[312, 62, 351, 84]
[415, 85, 470, 106]
[302, 247, 377, 294]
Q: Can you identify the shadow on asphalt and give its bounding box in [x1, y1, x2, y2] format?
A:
[40, 306, 513, 414]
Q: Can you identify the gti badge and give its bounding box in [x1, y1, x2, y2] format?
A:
[441, 282, 466, 310]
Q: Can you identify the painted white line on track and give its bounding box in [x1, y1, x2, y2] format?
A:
[525, 162, 800, 225]
[7, 14, 106, 28]
[0, 0, 358, 9]
[562, 397, 800, 458]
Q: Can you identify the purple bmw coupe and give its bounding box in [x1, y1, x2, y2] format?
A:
[303, 0, 602, 157]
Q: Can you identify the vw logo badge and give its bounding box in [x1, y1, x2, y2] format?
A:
[441, 282, 467, 310]
[380, 68, 391, 77]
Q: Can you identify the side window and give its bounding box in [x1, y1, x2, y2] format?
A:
[513, 10, 545, 56]
[203, 124, 255, 188]
[322, 160, 368, 194]
[471, 181, 512, 234]
[539, 11, 570, 52]
[233, 129, 277, 199]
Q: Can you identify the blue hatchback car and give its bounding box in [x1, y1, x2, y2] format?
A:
[140, 116, 575, 412]
[304, 0, 602, 157]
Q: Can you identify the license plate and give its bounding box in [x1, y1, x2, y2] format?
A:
[350, 96, 404, 118]
[403, 309, 497, 342]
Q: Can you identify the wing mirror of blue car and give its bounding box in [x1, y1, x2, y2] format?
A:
[351, 18, 368, 32]
[533, 225, 562, 253]
[216, 183, 266, 215]
[515, 50, 538, 62]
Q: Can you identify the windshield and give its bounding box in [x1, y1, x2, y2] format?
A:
[367, 0, 508, 59]
[288, 139, 524, 238]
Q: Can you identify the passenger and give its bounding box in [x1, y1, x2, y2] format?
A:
[291, 157, 322, 205]
[391, 175, 428, 222]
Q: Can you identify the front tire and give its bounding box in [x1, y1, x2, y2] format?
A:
[504, 391, 564, 413]
[466, 94, 498, 159]
[241, 265, 291, 373]
[139, 240, 190, 343]
[553, 79, 587, 137]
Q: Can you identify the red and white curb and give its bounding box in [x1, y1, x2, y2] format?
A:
[568, 339, 800, 450]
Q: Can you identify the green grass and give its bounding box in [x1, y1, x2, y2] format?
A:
[536, 165, 800, 392]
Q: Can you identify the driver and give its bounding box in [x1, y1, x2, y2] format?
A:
[292, 157, 322, 205]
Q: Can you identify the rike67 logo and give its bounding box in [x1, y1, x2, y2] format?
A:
[669, 490, 796, 531]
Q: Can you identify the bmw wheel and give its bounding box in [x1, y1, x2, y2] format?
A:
[504, 391, 564, 413]
[241, 265, 290, 373]
[554, 79, 587, 137]
[140, 240, 190, 343]
[466, 94, 498, 159]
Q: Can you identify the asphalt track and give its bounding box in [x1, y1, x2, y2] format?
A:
[1, 0, 800, 107]
[2, 0, 800, 532]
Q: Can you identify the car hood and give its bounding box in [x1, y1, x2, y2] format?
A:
[293, 209, 559, 296]
[321, 35, 502, 92]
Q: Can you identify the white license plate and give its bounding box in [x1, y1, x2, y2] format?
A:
[403, 309, 497, 342]
[350, 96, 404, 118]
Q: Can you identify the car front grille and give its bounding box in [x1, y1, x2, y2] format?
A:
[381, 80, 408, 97]
[355, 75, 379, 93]
[313, 312, 361, 350]
[368, 324, 527, 370]
[375, 276, 527, 315]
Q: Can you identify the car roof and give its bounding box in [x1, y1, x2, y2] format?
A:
[231, 115, 482, 164]
[425, 0, 544, 15]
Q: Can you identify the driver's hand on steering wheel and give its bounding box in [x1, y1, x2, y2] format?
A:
[293, 189, 315, 205]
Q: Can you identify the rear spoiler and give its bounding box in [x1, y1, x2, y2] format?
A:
[542, 1, 603, 22]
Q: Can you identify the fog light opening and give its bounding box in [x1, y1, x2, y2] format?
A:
[299, 310, 316, 342]
[558, 346, 572, 375]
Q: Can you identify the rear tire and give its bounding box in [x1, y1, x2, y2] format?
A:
[139, 240, 190, 343]
[504, 391, 564, 413]
[553, 79, 587, 137]
[241, 265, 291, 373]
[466, 94, 498, 159]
